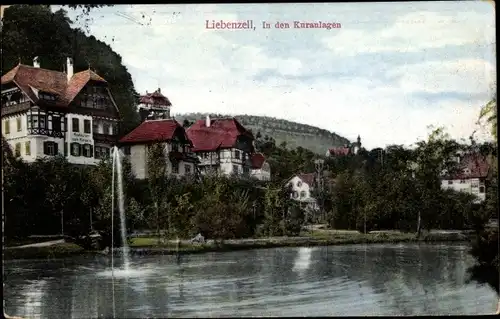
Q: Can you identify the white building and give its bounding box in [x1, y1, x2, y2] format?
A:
[250, 153, 271, 181]
[119, 119, 198, 179]
[441, 153, 490, 203]
[286, 173, 319, 211]
[186, 115, 271, 181]
[1, 57, 120, 165]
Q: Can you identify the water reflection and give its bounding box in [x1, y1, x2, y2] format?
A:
[5, 243, 498, 317]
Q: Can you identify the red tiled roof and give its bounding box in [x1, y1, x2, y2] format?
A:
[444, 153, 490, 180]
[119, 119, 182, 144]
[251, 153, 266, 169]
[139, 88, 171, 107]
[328, 147, 350, 156]
[1, 64, 108, 107]
[297, 173, 316, 186]
[186, 117, 253, 152]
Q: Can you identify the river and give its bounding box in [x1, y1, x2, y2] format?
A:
[4, 243, 498, 317]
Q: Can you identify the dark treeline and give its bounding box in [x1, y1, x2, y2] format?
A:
[3, 127, 497, 247]
[1, 5, 140, 134]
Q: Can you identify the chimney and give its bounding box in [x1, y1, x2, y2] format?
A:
[33, 56, 40, 68]
[66, 57, 74, 82]
[205, 114, 211, 127]
[157, 88, 161, 93]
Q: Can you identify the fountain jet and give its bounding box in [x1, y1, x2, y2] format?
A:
[112, 146, 130, 271]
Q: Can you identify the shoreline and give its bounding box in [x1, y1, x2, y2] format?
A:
[4, 231, 473, 260]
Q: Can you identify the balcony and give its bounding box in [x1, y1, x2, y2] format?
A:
[1, 101, 31, 116]
[93, 133, 118, 144]
[199, 157, 220, 166]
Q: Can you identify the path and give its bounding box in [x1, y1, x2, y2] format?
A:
[8, 239, 65, 249]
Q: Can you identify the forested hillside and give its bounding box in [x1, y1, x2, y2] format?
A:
[0, 5, 140, 134]
[176, 113, 350, 154]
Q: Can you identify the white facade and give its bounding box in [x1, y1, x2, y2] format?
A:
[286, 175, 320, 215]
[441, 177, 486, 203]
[125, 143, 196, 179]
[198, 148, 252, 177]
[287, 176, 314, 202]
[2, 111, 116, 165]
[251, 162, 271, 181]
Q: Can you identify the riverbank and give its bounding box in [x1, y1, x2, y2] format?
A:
[4, 229, 473, 260]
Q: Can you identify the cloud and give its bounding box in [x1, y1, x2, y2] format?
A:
[55, 3, 496, 150]
[322, 10, 496, 56]
[388, 59, 495, 95]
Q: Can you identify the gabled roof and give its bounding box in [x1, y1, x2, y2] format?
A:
[139, 88, 171, 107]
[297, 173, 316, 186]
[186, 117, 253, 152]
[443, 153, 490, 180]
[119, 119, 186, 144]
[251, 153, 266, 169]
[328, 146, 350, 156]
[1, 64, 108, 108]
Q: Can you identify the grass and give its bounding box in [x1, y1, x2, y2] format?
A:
[5, 229, 471, 260]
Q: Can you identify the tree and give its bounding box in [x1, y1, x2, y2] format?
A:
[146, 142, 168, 242]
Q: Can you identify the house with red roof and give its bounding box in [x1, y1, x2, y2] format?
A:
[137, 88, 171, 122]
[326, 135, 362, 157]
[1, 57, 120, 165]
[186, 115, 270, 180]
[440, 152, 491, 203]
[119, 119, 198, 179]
[249, 152, 271, 181]
[285, 173, 320, 213]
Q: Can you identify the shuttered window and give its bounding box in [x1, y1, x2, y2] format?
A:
[43, 141, 58, 156]
[71, 143, 81, 156]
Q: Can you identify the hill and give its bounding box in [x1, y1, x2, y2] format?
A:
[175, 113, 350, 154]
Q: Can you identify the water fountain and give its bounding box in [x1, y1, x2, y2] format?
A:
[113, 146, 130, 271]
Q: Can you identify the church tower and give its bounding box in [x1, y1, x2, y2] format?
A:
[353, 135, 362, 154]
[137, 88, 172, 122]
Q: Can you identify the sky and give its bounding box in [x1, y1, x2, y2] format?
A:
[55, 2, 496, 150]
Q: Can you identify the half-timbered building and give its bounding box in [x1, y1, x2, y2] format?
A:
[1, 57, 120, 164]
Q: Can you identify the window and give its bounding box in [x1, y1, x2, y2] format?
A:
[123, 146, 131, 155]
[27, 116, 31, 129]
[39, 115, 46, 129]
[293, 191, 299, 199]
[103, 122, 110, 135]
[84, 119, 91, 134]
[300, 191, 306, 198]
[43, 141, 58, 156]
[447, 180, 453, 185]
[25, 141, 31, 156]
[172, 162, 179, 174]
[16, 117, 21, 132]
[14, 143, 21, 157]
[93, 121, 99, 134]
[479, 186, 485, 193]
[297, 181, 303, 187]
[172, 143, 179, 152]
[83, 144, 93, 157]
[4, 120, 10, 134]
[232, 165, 239, 174]
[72, 118, 79, 132]
[52, 116, 61, 132]
[460, 180, 466, 184]
[32, 115, 38, 129]
[185, 164, 192, 175]
[71, 143, 81, 156]
[243, 166, 250, 175]
[234, 150, 240, 160]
